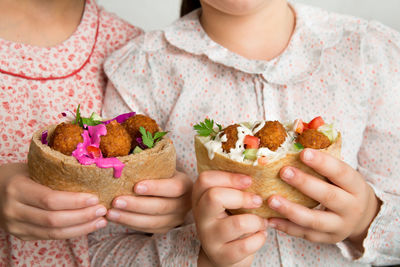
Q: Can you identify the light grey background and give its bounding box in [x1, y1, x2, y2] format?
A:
[98, 0, 400, 31]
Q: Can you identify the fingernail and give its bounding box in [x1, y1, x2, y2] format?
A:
[253, 195, 263, 206]
[108, 210, 120, 220]
[135, 183, 147, 194]
[96, 207, 107, 217]
[269, 222, 277, 228]
[240, 175, 252, 187]
[282, 168, 294, 180]
[114, 199, 127, 209]
[96, 219, 107, 229]
[304, 149, 314, 161]
[86, 197, 99, 206]
[269, 198, 281, 209]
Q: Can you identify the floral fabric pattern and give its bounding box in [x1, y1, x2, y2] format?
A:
[101, 3, 400, 266]
[0, 0, 141, 266]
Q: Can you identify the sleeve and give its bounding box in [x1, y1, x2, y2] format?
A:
[102, 33, 176, 129]
[98, 7, 143, 57]
[89, 223, 201, 266]
[337, 21, 400, 265]
[96, 35, 202, 266]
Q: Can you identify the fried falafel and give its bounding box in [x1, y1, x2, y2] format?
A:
[123, 114, 159, 148]
[221, 124, 239, 153]
[49, 122, 84, 156]
[296, 129, 331, 149]
[100, 120, 132, 157]
[254, 121, 287, 151]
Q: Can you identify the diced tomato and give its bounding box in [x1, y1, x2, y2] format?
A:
[258, 156, 268, 166]
[244, 135, 260, 149]
[308, 116, 325, 130]
[87, 146, 102, 158]
[293, 119, 305, 134]
[303, 122, 310, 130]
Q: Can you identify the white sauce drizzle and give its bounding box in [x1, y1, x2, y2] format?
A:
[252, 121, 266, 135]
[228, 124, 253, 162]
[202, 121, 316, 165]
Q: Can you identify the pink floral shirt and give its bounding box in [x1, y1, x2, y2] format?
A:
[0, 0, 141, 266]
[101, 3, 400, 267]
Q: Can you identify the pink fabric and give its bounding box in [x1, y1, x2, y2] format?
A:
[101, 3, 400, 266]
[0, 0, 141, 266]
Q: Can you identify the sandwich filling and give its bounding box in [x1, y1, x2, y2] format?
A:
[195, 117, 338, 166]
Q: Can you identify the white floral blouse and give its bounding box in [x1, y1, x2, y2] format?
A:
[99, 3, 400, 266]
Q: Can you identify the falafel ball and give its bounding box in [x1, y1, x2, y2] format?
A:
[123, 114, 159, 148]
[296, 129, 331, 149]
[254, 121, 287, 151]
[49, 122, 84, 156]
[221, 124, 239, 153]
[100, 120, 132, 157]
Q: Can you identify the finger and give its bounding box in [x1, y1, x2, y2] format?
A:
[215, 214, 268, 243]
[300, 149, 363, 194]
[15, 217, 107, 241]
[197, 187, 263, 220]
[112, 194, 190, 216]
[279, 166, 353, 212]
[218, 231, 267, 265]
[134, 172, 192, 198]
[193, 170, 252, 206]
[15, 201, 107, 228]
[106, 209, 183, 232]
[15, 176, 99, 210]
[269, 218, 339, 244]
[267, 195, 342, 233]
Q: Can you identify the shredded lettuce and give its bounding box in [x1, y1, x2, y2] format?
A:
[318, 123, 338, 142]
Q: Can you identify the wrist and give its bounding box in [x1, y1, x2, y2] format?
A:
[348, 185, 382, 250]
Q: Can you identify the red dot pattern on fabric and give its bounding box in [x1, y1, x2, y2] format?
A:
[0, 0, 141, 266]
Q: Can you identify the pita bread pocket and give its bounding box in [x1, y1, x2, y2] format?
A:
[28, 106, 176, 208]
[194, 117, 341, 218]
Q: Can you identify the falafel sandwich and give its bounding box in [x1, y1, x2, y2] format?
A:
[194, 117, 341, 218]
[28, 105, 176, 208]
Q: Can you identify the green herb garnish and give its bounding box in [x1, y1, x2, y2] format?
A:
[294, 143, 304, 151]
[139, 127, 167, 149]
[193, 118, 222, 139]
[73, 105, 102, 127]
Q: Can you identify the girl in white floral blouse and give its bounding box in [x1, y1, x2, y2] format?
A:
[100, 0, 400, 266]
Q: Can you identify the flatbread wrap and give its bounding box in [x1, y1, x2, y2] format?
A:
[194, 117, 341, 218]
[28, 106, 176, 209]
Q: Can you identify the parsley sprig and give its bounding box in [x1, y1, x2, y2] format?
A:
[139, 127, 167, 149]
[74, 104, 103, 127]
[193, 118, 222, 139]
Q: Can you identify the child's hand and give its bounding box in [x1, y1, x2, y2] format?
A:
[106, 171, 192, 233]
[0, 163, 108, 241]
[267, 149, 381, 249]
[193, 171, 268, 267]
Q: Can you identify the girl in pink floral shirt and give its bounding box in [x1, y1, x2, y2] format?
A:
[101, 0, 400, 266]
[0, 1, 193, 266]
[0, 0, 193, 265]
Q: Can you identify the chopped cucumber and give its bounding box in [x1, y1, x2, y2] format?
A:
[133, 146, 144, 154]
[243, 149, 258, 160]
